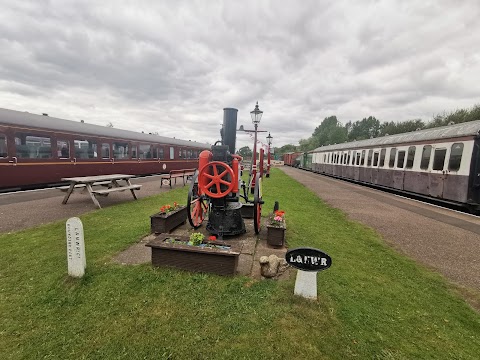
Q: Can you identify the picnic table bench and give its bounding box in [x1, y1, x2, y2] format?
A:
[159, 168, 196, 188]
[61, 174, 142, 209]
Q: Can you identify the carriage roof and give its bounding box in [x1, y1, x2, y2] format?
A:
[0, 107, 210, 148]
[310, 120, 480, 153]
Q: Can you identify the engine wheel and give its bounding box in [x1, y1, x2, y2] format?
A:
[253, 173, 263, 234]
[198, 161, 235, 198]
[187, 171, 209, 229]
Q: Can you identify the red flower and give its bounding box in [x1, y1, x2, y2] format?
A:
[208, 236, 216, 241]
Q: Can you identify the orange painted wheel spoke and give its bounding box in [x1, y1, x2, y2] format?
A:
[215, 183, 221, 194]
[219, 179, 230, 186]
[218, 169, 228, 178]
[205, 180, 214, 189]
[212, 165, 219, 177]
[204, 173, 214, 179]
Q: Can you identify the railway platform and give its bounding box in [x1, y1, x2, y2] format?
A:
[0, 175, 178, 234]
[282, 166, 480, 295]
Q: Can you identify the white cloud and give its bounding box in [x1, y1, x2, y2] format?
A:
[0, 0, 479, 150]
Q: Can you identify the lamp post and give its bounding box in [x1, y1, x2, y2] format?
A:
[250, 102, 263, 193]
[266, 132, 272, 178]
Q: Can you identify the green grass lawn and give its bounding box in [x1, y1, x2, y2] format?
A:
[1, 168, 479, 359]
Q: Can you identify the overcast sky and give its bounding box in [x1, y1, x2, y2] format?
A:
[1, 0, 479, 150]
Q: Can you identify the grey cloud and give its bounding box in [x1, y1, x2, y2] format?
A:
[0, 0, 479, 148]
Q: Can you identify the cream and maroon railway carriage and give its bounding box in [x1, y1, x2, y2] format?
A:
[309, 121, 480, 211]
[0, 108, 209, 190]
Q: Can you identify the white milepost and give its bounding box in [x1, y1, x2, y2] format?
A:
[294, 270, 317, 300]
[66, 217, 86, 278]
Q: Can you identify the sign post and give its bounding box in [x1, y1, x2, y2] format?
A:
[285, 247, 332, 300]
[66, 217, 86, 278]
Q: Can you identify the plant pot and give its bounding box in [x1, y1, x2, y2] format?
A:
[150, 206, 187, 233]
[145, 234, 240, 276]
[266, 223, 286, 247]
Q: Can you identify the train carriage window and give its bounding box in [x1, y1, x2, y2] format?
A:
[355, 152, 361, 165]
[448, 143, 464, 171]
[187, 149, 192, 159]
[379, 148, 386, 167]
[57, 140, 70, 159]
[389, 148, 397, 168]
[406, 146, 416, 169]
[396, 151, 406, 169]
[74, 139, 97, 159]
[0, 134, 7, 158]
[139, 144, 151, 159]
[183, 149, 187, 159]
[159, 147, 165, 159]
[170, 147, 175, 160]
[153, 147, 159, 159]
[101, 143, 110, 159]
[360, 150, 366, 166]
[433, 148, 447, 171]
[367, 150, 373, 166]
[113, 142, 129, 159]
[351, 151, 356, 165]
[420, 145, 432, 170]
[373, 152, 379, 167]
[132, 145, 137, 159]
[15, 134, 52, 159]
[347, 151, 351, 165]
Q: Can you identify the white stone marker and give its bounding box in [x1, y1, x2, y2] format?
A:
[286, 248, 332, 301]
[294, 270, 318, 300]
[66, 217, 86, 277]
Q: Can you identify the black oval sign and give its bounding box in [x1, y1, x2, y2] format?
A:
[285, 247, 332, 272]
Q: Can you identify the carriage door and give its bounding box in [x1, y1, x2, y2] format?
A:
[429, 147, 447, 198]
[472, 140, 480, 203]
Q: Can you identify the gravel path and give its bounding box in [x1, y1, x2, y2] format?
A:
[281, 167, 480, 292]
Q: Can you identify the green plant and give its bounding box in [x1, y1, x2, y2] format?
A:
[189, 232, 205, 246]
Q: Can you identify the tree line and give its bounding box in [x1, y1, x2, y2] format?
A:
[273, 103, 480, 155]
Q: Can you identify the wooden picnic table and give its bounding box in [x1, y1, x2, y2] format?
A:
[61, 174, 142, 209]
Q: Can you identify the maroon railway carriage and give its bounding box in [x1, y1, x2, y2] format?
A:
[309, 120, 480, 210]
[0, 108, 209, 190]
[282, 152, 302, 167]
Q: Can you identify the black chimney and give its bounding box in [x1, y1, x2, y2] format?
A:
[222, 108, 238, 154]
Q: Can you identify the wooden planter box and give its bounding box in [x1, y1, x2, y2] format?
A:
[145, 234, 240, 276]
[150, 206, 187, 234]
[266, 223, 286, 247]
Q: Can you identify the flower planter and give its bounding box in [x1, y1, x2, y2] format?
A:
[145, 234, 240, 276]
[266, 223, 286, 247]
[150, 206, 187, 233]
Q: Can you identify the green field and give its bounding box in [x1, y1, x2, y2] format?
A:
[1, 168, 479, 359]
